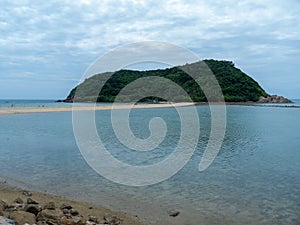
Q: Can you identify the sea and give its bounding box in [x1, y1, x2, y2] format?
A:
[0, 99, 299, 224]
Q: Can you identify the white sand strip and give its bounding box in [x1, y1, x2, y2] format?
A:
[0, 102, 195, 115]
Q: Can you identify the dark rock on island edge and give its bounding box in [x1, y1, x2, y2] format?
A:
[257, 95, 293, 103]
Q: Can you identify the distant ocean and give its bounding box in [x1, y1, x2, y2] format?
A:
[0, 99, 115, 108]
[0, 99, 70, 108]
[0, 99, 300, 224]
[1, 99, 300, 107]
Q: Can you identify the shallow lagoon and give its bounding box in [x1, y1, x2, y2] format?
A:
[0, 104, 299, 224]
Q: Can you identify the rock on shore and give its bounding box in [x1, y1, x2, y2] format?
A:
[0, 216, 14, 225]
[0, 188, 144, 225]
[258, 95, 292, 103]
[0, 196, 123, 225]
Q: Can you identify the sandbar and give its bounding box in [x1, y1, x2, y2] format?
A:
[0, 102, 195, 115]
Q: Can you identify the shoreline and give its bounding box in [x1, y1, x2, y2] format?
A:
[0, 102, 299, 116]
[0, 182, 146, 225]
[0, 181, 238, 225]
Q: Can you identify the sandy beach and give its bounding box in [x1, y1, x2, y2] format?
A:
[0, 102, 195, 115]
[0, 182, 146, 225]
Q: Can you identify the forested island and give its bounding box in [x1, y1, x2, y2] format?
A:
[61, 60, 291, 103]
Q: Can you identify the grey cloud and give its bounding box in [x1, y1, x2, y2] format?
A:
[0, 0, 299, 98]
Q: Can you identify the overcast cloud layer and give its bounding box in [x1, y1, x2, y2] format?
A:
[0, 0, 299, 99]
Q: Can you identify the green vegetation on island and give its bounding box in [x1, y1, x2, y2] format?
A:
[63, 60, 270, 103]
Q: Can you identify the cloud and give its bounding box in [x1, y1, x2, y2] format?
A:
[0, 0, 299, 98]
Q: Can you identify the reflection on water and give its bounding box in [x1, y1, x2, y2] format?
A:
[0, 105, 299, 224]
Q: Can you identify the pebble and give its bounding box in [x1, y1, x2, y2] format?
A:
[104, 214, 121, 225]
[70, 209, 79, 216]
[13, 198, 23, 204]
[22, 191, 32, 197]
[24, 204, 40, 216]
[27, 198, 39, 205]
[0, 200, 8, 211]
[61, 208, 70, 214]
[9, 211, 36, 225]
[43, 202, 56, 210]
[169, 210, 180, 217]
[88, 215, 98, 223]
[0, 216, 15, 225]
[60, 203, 72, 210]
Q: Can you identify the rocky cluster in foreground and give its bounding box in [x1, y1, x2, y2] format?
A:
[0, 191, 122, 225]
[257, 95, 292, 103]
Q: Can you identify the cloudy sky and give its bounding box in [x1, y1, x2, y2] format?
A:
[1, 0, 299, 99]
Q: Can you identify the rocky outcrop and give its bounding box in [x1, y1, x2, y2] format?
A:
[258, 95, 292, 103]
[0, 196, 124, 225]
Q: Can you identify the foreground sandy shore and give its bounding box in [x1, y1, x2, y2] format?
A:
[0, 103, 195, 115]
[0, 182, 145, 225]
[0, 182, 239, 225]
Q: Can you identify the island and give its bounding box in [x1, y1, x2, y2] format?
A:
[60, 60, 292, 104]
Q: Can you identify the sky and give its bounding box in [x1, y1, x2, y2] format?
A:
[0, 0, 299, 99]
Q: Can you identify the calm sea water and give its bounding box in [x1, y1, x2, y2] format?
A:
[0, 102, 299, 224]
[1, 99, 300, 107]
[0, 99, 70, 108]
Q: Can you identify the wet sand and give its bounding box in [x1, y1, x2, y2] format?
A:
[0, 102, 195, 115]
